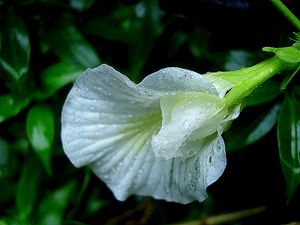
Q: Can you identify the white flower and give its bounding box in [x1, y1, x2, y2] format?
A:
[61, 64, 240, 204]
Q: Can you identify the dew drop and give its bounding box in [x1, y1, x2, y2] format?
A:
[208, 155, 213, 165]
[187, 149, 195, 157]
[138, 169, 143, 174]
[183, 120, 190, 129]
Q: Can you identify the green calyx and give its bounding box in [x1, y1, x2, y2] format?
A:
[214, 44, 300, 109]
[263, 43, 300, 64]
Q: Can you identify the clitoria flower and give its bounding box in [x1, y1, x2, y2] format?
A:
[61, 64, 240, 204]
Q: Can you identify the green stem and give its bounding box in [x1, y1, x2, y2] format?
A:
[223, 57, 290, 108]
[270, 0, 300, 31]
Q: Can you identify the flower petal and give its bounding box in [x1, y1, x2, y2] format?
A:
[62, 65, 219, 167]
[61, 64, 162, 167]
[140, 67, 218, 95]
[204, 72, 236, 98]
[151, 92, 228, 159]
[61, 64, 231, 204]
[90, 132, 226, 204]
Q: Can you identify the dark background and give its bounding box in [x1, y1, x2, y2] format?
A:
[0, 0, 300, 224]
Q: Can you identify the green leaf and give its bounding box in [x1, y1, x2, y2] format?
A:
[0, 218, 31, 225]
[226, 104, 279, 152]
[280, 65, 300, 90]
[168, 31, 187, 57]
[189, 28, 210, 60]
[26, 105, 54, 175]
[277, 94, 300, 202]
[0, 179, 16, 205]
[37, 181, 76, 225]
[84, 0, 164, 78]
[246, 80, 281, 106]
[128, 0, 164, 78]
[0, 138, 9, 178]
[44, 20, 100, 69]
[83, 5, 137, 42]
[0, 9, 30, 81]
[16, 156, 41, 220]
[223, 50, 258, 71]
[0, 95, 30, 122]
[82, 189, 108, 217]
[37, 62, 83, 99]
[263, 46, 300, 63]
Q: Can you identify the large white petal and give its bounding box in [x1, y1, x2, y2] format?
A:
[140, 67, 218, 95]
[90, 132, 226, 204]
[61, 64, 230, 204]
[62, 64, 218, 167]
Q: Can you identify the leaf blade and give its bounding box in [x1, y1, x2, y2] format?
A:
[26, 105, 55, 175]
[277, 94, 300, 201]
[0, 9, 30, 81]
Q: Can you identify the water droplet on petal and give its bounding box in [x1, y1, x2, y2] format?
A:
[186, 149, 195, 157]
[183, 120, 190, 129]
[208, 155, 213, 165]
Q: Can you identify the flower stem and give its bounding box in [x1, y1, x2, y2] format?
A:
[223, 56, 296, 108]
[270, 0, 300, 31]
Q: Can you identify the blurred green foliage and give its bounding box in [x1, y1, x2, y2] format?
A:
[0, 0, 300, 224]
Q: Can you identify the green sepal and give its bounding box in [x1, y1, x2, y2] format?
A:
[263, 45, 300, 64]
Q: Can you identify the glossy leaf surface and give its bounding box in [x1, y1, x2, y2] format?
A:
[277, 94, 300, 201]
[26, 105, 55, 175]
